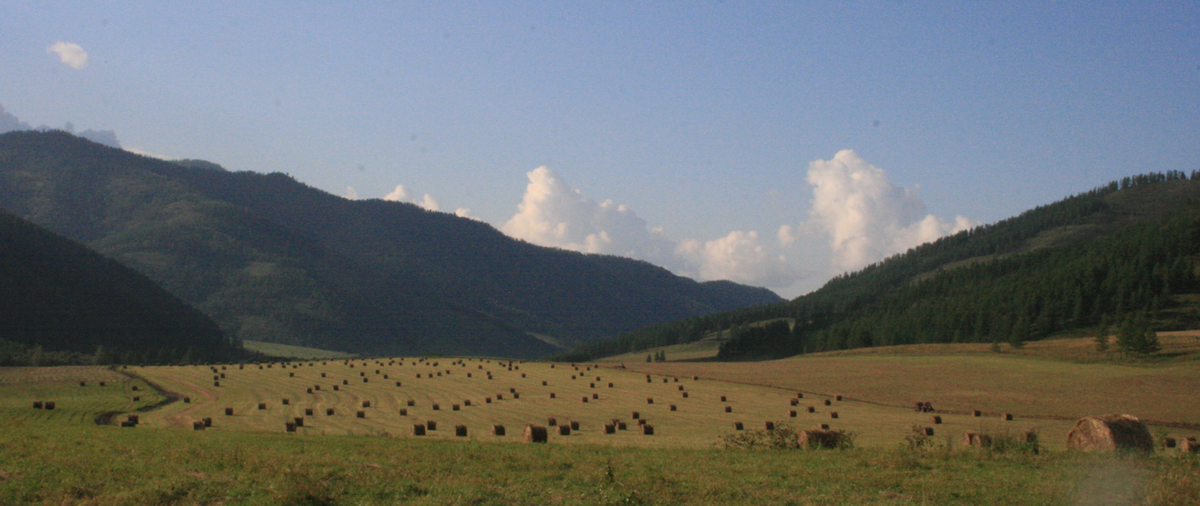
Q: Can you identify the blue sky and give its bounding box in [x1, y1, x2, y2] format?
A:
[3, 1, 1198, 298]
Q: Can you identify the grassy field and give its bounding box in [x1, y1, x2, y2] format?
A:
[2, 343, 1199, 504]
[241, 340, 357, 359]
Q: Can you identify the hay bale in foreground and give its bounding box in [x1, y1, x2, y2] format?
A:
[641, 424, 654, 435]
[1181, 439, 1200, 453]
[455, 425, 468, 437]
[524, 425, 548, 443]
[962, 431, 992, 448]
[492, 425, 506, 436]
[1066, 414, 1153, 454]
[412, 424, 426, 436]
[558, 425, 571, 436]
[798, 429, 847, 449]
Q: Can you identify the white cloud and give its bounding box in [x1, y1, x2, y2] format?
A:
[383, 184, 439, 211]
[501, 166, 676, 262]
[802, 149, 975, 272]
[47, 41, 88, 70]
[345, 186, 358, 200]
[501, 166, 803, 289]
[454, 208, 478, 220]
[676, 231, 798, 288]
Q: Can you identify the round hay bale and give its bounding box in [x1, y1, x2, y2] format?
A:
[732, 422, 744, 430]
[720, 395, 727, 402]
[225, 407, 234, 416]
[127, 414, 139, 424]
[99, 381, 106, 387]
[362, 378, 368, 383]
[485, 397, 492, 403]
[796, 393, 803, 399]
[835, 395, 843, 401]
[464, 400, 471, 407]
[32, 401, 42, 409]
[285, 422, 296, 432]
[426, 420, 437, 431]
[513, 393, 520, 399]
[592, 393, 599, 400]
[646, 397, 654, 404]
[789, 410, 797, 418]
[724, 406, 732, 413]
[492, 425, 506, 436]
[333, 385, 339, 391]
[132, 396, 140, 402]
[962, 431, 992, 448]
[631, 411, 640, 419]
[558, 425, 571, 436]
[548, 417, 557, 426]
[636, 418, 647, 426]
[412, 424, 426, 436]
[258, 403, 267, 410]
[282, 398, 290, 405]
[1066, 414, 1154, 454]
[823, 399, 831, 406]
[830, 412, 838, 419]
[1162, 437, 1177, 449]
[670, 404, 677, 411]
[294, 417, 304, 427]
[213, 381, 220, 387]
[790, 398, 799, 406]
[921, 427, 935, 436]
[306, 388, 313, 394]
[132, 386, 140, 391]
[581, 396, 589, 403]
[1181, 439, 1200, 453]
[407, 400, 415, 406]
[604, 424, 616, 434]
[80, 381, 87, 387]
[682, 392, 689, 398]
[608, 382, 614, 388]
[570, 421, 580, 430]
[305, 408, 313, 416]
[523, 425, 548, 443]
[818, 423, 830, 430]
[399, 408, 408, 416]
[314, 385, 321, 391]
[326, 408, 335, 416]
[432, 403, 440, 410]
[1000, 413, 1013, 421]
[455, 425, 468, 437]
[542, 381, 548, 386]
[202, 417, 212, 427]
[798, 429, 846, 449]
[931, 415, 942, 424]
[618, 422, 628, 431]
[972, 410, 982, 417]
[549, 393, 555, 399]
[321, 373, 326, 377]
[764, 421, 775, 431]
[356, 410, 365, 419]
[641, 424, 654, 435]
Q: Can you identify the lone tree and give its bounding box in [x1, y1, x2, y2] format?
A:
[1116, 314, 1160, 356]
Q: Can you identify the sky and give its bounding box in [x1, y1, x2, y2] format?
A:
[3, 1, 1198, 298]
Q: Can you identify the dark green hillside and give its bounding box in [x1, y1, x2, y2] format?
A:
[0, 209, 237, 365]
[555, 173, 1200, 362]
[0, 131, 779, 358]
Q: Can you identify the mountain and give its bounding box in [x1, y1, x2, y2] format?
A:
[0, 131, 780, 358]
[553, 172, 1200, 361]
[0, 208, 238, 365]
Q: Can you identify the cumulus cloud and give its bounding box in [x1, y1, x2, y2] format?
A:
[0, 105, 31, 134]
[345, 186, 359, 200]
[501, 166, 677, 262]
[501, 166, 802, 288]
[803, 149, 975, 272]
[383, 184, 440, 211]
[47, 41, 88, 70]
[454, 208, 478, 220]
[676, 231, 797, 287]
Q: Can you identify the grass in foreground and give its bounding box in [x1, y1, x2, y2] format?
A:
[3, 416, 1197, 505]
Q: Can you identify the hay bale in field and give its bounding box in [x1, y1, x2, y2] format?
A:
[399, 408, 408, 416]
[289, 372, 294, 377]
[127, 414, 139, 424]
[1162, 437, 1177, 449]
[524, 425, 548, 443]
[549, 393, 556, 399]
[764, 421, 775, 431]
[485, 397, 492, 404]
[1000, 413, 1013, 421]
[604, 424, 616, 434]
[32, 401, 42, 409]
[972, 410, 982, 417]
[132, 396, 140, 402]
[693, 376, 699, 380]
[202, 417, 212, 427]
[796, 393, 803, 399]
[413, 424, 426, 436]
[496, 394, 504, 400]
[1066, 414, 1154, 454]
[363, 400, 371, 408]
[305, 408, 313, 416]
[426, 420, 437, 431]
[213, 381, 220, 387]
[1019, 430, 1038, 445]
[258, 403, 267, 410]
[132, 386, 140, 391]
[120, 420, 136, 428]
[818, 423, 830, 430]
[513, 393, 520, 399]
[631, 411, 640, 419]
[608, 382, 614, 388]
[225, 408, 234, 416]
[363, 378, 369, 383]
[823, 399, 831, 406]
[920, 427, 935, 436]
[492, 425, 506, 436]
[326, 408, 335, 416]
[395, 381, 402, 387]
[342, 380, 348, 385]
[294, 417, 304, 427]
[641, 424, 654, 435]
[542, 381, 548, 386]
[314, 385, 321, 391]
[286, 422, 296, 432]
[321, 373, 326, 377]
[798, 430, 847, 449]
[80, 381, 86, 387]
[1182, 439, 1200, 453]
[333, 385, 339, 391]
[788, 410, 797, 418]
[548, 417, 558, 426]
[306, 388, 312, 394]
[962, 431, 992, 447]
[830, 412, 838, 419]
[790, 398, 799, 406]
[407, 400, 415, 406]
[636, 418, 647, 426]
[282, 399, 290, 405]
[931, 416, 942, 424]
[592, 393, 599, 400]
[670, 404, 677, 412]
[570, 421, 580, 430]
[432, 403, 440, 410]
[618, 422, 628, 431]
[720, 395, 727, 402]
[682, 392, 688, 398]
[455, 425, 468, 437]
[558, 425, 571, 436]
[581, 396, 589, 403]
[724, 406, 732, 413]
[733, 421, 744, 430]
[98, 381, 106, 387]
[646, 397, 654, 404]
[835, 395, 843, 401]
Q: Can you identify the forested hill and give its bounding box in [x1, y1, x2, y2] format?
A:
[553, 172, 1200, 361]
[0, 209, 238, 365]
[0, 131, 780, 358]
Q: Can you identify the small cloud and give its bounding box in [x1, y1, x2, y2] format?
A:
[419, 194, 440, 212]
[47, 41, 88, 70]
[676, 231, 799, 288]
[345, 186, 358, 200]
[382, 184, 440, 211]
[383, 184, 409, 202]
[454, 208, 477, 220]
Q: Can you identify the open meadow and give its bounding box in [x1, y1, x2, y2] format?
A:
[1, 345, 1198, 504]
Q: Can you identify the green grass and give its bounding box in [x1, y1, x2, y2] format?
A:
[5, 415, 1196, 505]
[242, 340, 357, 359]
